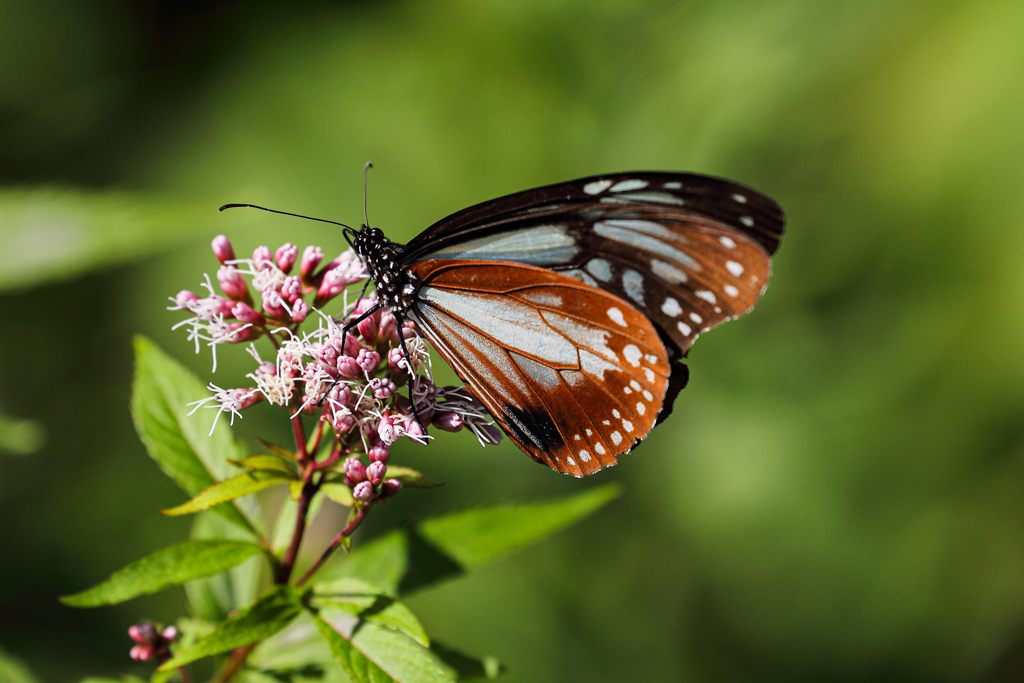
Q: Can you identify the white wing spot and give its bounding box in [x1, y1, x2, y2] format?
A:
[623, 344, 642, 367]
[720, 236, 736, 249]
[726, 261, 744, 277]
[690, 312, 702, 323]
[623, 419, 635, 433]
[663, 181, 682, 189]
[567, 457, 576, 466]
[678, 321, 692, 336]
[630, 380, 641, 392]
[586, 258, 613, 282]
[610, 179, 649, 192]
[611, 431, 623, 445]
[645, 354, 658, 364]
[612, 409, 621, 418]
[644, 368, 656, 383]
[696, 290, 717, 304]
[603, 420, 611, 426]
[651, 259, 689, 284]
[732, 193, 747, 203]
[607, 307, 628, 327]
[595, 443, 606, 455]
[579, 450, 592, 463]
[624, 386, 632, 395]
[586, 429, 593, 437]
[636, 402, 646, 415]
[714, 306, 722, 313]
[642, 390, 653, 401]
[740, 216, 754, 227]
[662, 297, 683, 317]
[622, 269, 645, 305]
[724, 285, 739, 297]
[584, 179, 613, 195]
[575, 434, 581, 441]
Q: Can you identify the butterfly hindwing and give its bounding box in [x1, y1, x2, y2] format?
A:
[406, 259, 672, 476]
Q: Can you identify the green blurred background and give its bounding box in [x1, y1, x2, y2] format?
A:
[3, 0, 1024, 680]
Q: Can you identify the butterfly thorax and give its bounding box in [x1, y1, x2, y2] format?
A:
[352, 226, 417, 312]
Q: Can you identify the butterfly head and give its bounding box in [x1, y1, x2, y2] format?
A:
[349, 225, 414, 312]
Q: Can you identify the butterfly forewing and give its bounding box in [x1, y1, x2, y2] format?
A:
[400, 173, 780, 360]
[406, 259, 671, 476]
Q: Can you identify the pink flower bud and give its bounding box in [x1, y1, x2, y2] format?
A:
[366, 461, 387, 484]
[357, 312, 380, 344]
[316, 267, 349, 303]
[343, 333, 362, 358]
[226, 322, 255, 344]
[161, 626, 179, 641]
[368, 442, 390, 464]
[300, 245, 324, 282]
[355, 349, 380, 374]
[212, 235, 236, 264]
[262, 290, 287, 319]
[404, 415, 428, 440]
[378, 413, 399, 445]
[387, 347, 408, 374]
[432, 411, 464, 432]
[275, 243, 298, 272]
[280, 276, 302, 303]
[130, 644, 152, 661]
[232, 302, 265, 326]
[343, 456, 366, 482]
[175, 290, 199, 307]
[217, 265, 250, 301]
[291, 299, 309, 322]
[353, 481, 374, 502]
[329, 410, 355, 435]
[128, 625, 146, 644]
[253, 245, 274, 271]
[337, 356, 361, 379]
[382, 478, 402, 498]
[325, 383, 352, 409]
[379, 309, 398, 344]
[370, 377, 396, 399]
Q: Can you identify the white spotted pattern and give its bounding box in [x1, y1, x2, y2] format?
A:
[612, 409, 621, 418]
[607, 307, 627, 327]
[623, 420, 634, 432]
[610, 179, 649, 192]
[696, 290, 717, 304]
[622, 269, 645, 305]
[579, 450, 592, 463]
[732, 193, 747, 203]
[636, 402, 646, 415]
[677, 321, 692, 335]
[651, 259, 689, 284]
[661, 297, 683, 317]
[642, 389, 653, 401]
[595, 443, 606, 455]
[644, 368, 656, 383]
[724, 285, 739, 297]
[726, 261, 744, 277]
[690, 312, 702, 323]
[720, 236, 736, 249]
[663, 181, 682, 189]
[567, 457, 576, 466]
[586, 258, 613, 282]
[740, 216, 754, 227]
[630, 380, 642, 391]
[584, 179, 613, 195]
[611, 431, 623, 445]
[623, 345, 642, 366]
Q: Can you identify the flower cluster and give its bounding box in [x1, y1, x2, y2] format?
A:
[171, 235, 501, 502]
[128, 622, 178, 663]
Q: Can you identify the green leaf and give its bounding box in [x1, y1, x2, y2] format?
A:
[257, 438, 297, 461]
[161, 471, 290, 516]
[61, 540, 264, 607]
[429, 643, 504, 681]
[186, 512, 268, 621]
[131, 336, 264, 535]
[322, 485, 621, 595]
[320, 483, 355, 507]
[289, 479, 304, 501]
[0, 408, 44, 456]
[0, 647, 40, 683]
[230, 455, 297, 475]
[0, 187, 220, 292]
[159, 587, 303, 670]
[313, 578, 428, 647]
[80, 678, 147, 683]
[313, 608, 455, 683]
[383, 466, 443, 489]
[417, 484, 621, 570]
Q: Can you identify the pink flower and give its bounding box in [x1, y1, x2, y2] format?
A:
[432, 411, 463, 432]
[218, 265, 250, 301]
[275, 243, 298, 272]
[232, 302, 264, 326]
[262, 290, 288, 319]
[174, 290, 199, 307]
[212, 235, 235, 264]
[369, 377, 396, 399]
[353, 481, 374, 502]
[253, 245, 274, 271]
[280, 276, 302, 303]
[368, 442, 390, 464]
[366, 461, 387, 484]
[300, 245, 324, 283]
[291, 299, 309, 322]
[381, 479, 402, 498]
[355, 349, 380, 374]
[343, 456, 366, 482]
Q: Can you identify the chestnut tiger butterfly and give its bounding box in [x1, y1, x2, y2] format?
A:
[228, 171, 784, 477]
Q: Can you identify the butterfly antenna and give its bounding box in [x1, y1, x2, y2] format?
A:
[219, 203, 354, 230]
[362, 161, 373, 228]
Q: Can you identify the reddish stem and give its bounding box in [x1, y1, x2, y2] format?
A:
[296, 504, 370, 587]
[291, 415, 309, 462]
[275, 481, 317, 584]
[210, 644, 256, 683]
[312, 445, 345, 471]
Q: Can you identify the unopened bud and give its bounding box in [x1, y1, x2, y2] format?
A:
[355, 349, 380, 374]
[343, 456, 366, 482]
[300, 245, 324, 282]
[217, 265, 249, 301]
[130, 644, 152, 661]
[275, 243, 298, 272]
[212, 235, 236, 264]
[161, 626, 179, 641]
[369, 377, 396, 399]
[253, 245, 274, 271]
[291, 299, 309, 322]
[262, 290, 288, 319]
[232, 302, 264, 326]
[366, 461, 387, 484]
[382, 478, 402, 497]
[353, 481, 374, 502]
[175, 290, 199, 307]
[280, 276, 302, 303]
[432, 411, 464, 432]
[368, 442, 390, 464]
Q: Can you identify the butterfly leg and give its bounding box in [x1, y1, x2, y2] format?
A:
[392, 310, 428, 435]
[316, 300, 384, 407]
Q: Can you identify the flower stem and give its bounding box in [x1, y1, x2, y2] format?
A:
[210, 644, 256, 683]
[296, 504, 370, 587]
[291, 415, 309, 462]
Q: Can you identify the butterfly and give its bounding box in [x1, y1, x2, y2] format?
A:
[233, 172, 784, 476]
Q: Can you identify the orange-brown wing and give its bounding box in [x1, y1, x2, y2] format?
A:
[407, 259, 672, 476]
